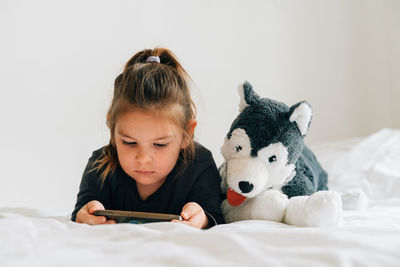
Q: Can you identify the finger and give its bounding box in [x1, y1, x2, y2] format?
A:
[81, 213, 107, 225]
[171, 219, 185, 223]
[87, 200, 105, 214]
[171, 219, 191, 226]
[76, 201, 107, 225]
[105, 219, 116, 224]
[181, 202, 201, 220]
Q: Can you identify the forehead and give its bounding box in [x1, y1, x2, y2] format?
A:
[115, 109, 181, 138]
[227, 102, 291, 155]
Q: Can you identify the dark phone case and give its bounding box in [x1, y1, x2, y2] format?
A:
[93, 209, 182, 224]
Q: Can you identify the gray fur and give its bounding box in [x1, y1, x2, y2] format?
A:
[224, 81, 327, 198]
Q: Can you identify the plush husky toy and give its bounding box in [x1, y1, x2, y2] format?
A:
[219, 81, 343, 227]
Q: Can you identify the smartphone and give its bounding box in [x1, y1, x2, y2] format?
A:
[93, 209, 182, 224]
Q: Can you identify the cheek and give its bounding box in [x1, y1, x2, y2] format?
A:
[116, 147, 131, 167]
[157, 147, 180, 168]
[115, 143, 135, 165]
[157, 148, 177, 161]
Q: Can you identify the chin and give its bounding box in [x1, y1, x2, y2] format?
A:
[133, 175, 165, 185]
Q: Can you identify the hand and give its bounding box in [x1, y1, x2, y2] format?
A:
[172, 202, 209, 229]
[75, 200, 116, 225]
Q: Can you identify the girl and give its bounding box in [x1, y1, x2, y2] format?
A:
[71, 48, 224, 229]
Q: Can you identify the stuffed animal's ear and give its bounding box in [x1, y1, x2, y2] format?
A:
[238, 81, 260, 112]
[289, 101, 312, 136]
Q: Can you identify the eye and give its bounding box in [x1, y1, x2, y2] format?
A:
[122, 140, 137, 146]
[221, 128, 251, 160]
[258, 143, 289, 168]
[154, 143, 168, 147]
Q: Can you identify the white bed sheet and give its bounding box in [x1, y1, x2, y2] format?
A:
[1, 128, 400, 267]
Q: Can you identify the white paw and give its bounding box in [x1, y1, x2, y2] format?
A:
[304, 191, 342, 227]
[341, 189, 368, 210]
[251, 190, 288, 222]
[221, 190, 289, 223]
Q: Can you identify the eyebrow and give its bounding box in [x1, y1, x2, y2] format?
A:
[116, 131, 174, 141]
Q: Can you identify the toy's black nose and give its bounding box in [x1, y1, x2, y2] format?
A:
[239, 181, 254, 193]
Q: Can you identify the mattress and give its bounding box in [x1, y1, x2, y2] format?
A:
[1, 128, 400, 267]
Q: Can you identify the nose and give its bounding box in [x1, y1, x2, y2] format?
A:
[135, 147, 152, 163]
[239, 181, 254, 193]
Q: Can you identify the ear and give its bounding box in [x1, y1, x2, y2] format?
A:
[181, 119, 197, 149]
[187, 119, 197, 137]
[289, 101, 312, 136]
[238, 81, 260, 112]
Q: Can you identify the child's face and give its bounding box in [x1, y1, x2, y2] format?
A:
[114, 109, 184, 187]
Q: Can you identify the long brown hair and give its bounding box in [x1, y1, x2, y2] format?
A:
[91, 48, 196, 182]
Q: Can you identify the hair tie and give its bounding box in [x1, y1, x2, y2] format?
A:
[146, 56, 160, 63]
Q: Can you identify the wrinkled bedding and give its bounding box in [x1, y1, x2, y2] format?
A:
[1, 129, 400, 267]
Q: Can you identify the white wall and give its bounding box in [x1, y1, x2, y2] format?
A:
[385, 1, 400, 127]
[0, 0, 399, 211]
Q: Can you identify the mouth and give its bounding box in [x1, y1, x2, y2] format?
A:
[135, 170, 155, 175]
[227, 188, 247, 206]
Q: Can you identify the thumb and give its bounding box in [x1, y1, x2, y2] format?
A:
[181, 202, 201, 220]
[87, 200, 105, 214]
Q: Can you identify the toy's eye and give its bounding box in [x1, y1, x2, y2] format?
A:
[258, 143, 288, 168]
[221, 128, 251, 160]
[269, 155, 277, 163]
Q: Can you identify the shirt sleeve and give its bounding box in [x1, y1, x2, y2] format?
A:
[187, 152, 225, 228]
[71, 150, 112, 221]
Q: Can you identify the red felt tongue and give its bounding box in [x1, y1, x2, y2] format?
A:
[227, 188, 247, 206]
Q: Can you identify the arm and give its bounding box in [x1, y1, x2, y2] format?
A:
[183, 154, 225, 228]
[71, 150, 114, 224]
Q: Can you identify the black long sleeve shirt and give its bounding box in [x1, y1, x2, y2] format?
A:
[71, 143, 225, 227]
